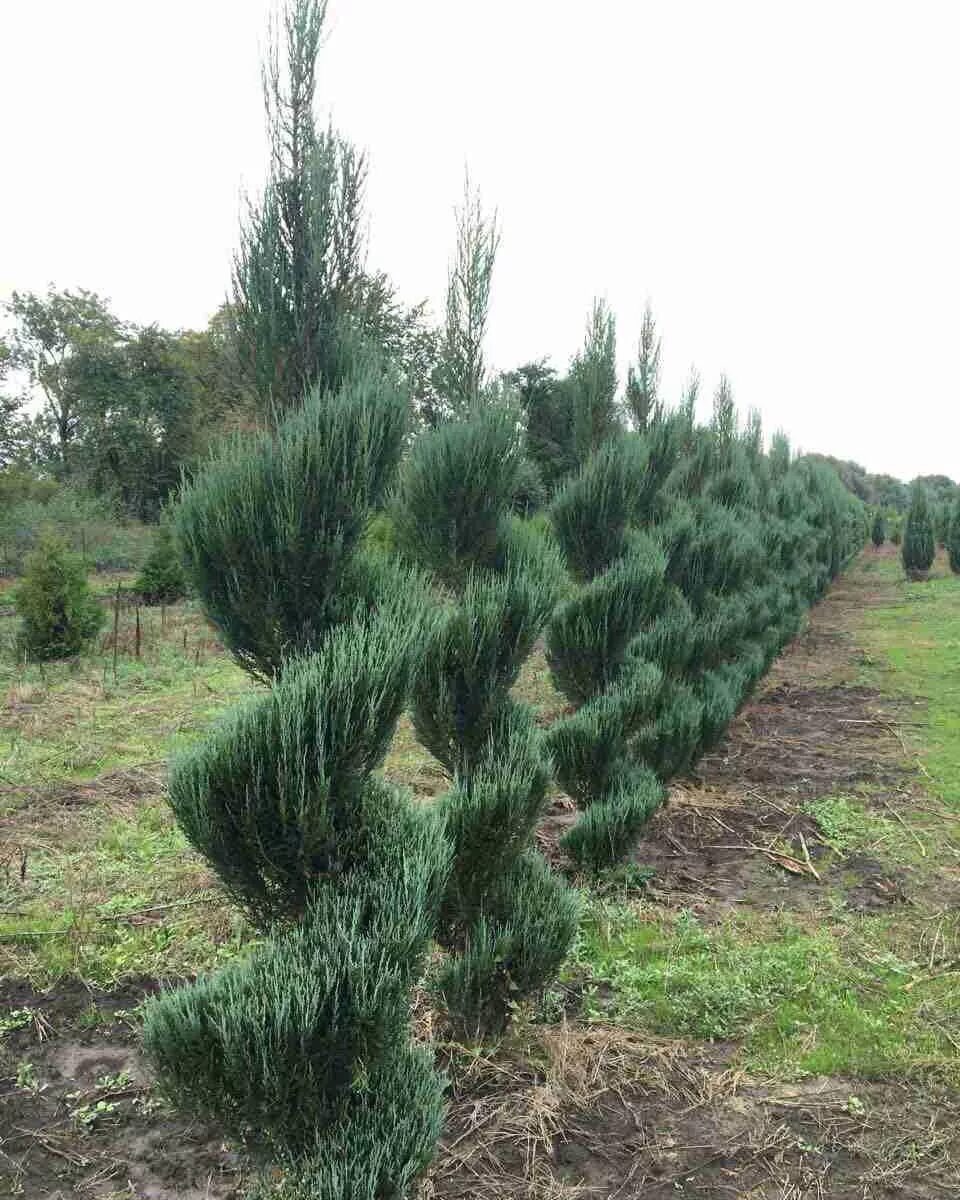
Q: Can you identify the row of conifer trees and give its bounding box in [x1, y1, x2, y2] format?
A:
[136, 332, 864, 1197]
[886, 484, 960, 578]
[133, 3, 866, 1194]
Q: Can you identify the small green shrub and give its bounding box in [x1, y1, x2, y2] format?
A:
[135, 525, 187, 605]
[871, 509, 885, 548]
[13, 533, 106, 661]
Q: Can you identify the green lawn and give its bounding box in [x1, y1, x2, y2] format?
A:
[860, 553, 960, 806]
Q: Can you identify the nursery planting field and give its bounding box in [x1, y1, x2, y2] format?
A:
[0, 544, 959, 1198]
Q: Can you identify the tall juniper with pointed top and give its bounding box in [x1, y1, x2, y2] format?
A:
[625, 301, 661, 432]
[230, 0, 429, 421]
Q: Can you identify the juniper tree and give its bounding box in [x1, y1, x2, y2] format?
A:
[394, 405, 580, 1037]
[231, 0, 426, 419]
[14, 532, 105, 661]
[902, 483, 936, 579]
[680, 366, 700, 425]
[711, 375, 737, 459]
[769, 430, 791, 478]
[511, 362, 578, 496]
[544, 429, 682, 870]
[143, 362, 449, 1197]
[871, 509, 886, 548]
[948, 496, 960, 574]
[135, 522, 187, 605]
[742, 408, 763, 460]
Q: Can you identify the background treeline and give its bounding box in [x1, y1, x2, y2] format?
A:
[809, 454, 958, 546]
[2, 281, 941, 576]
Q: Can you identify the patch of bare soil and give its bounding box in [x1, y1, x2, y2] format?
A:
[617, 555, 924, 915]
[4, 983, 957, 1200]
[431, 1024, 960, 1199]
[0, 978, 244, 1199]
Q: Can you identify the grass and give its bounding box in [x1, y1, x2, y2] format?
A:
[0, 599, 249, 789]
[805, 794, 893, 855]
[573, 901, 960, 1079]
[0, 598, 253, 982]
[1, 545, 958, 1094]
[568, 546, 960, 1082]
[859, 550, 960, 806]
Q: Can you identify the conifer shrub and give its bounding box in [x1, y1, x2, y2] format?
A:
[393, 407, 523, 589]
[175, 360, 409, 679]
[542, 404, 866, 872]
[936, 502, 951, 548]
[13, 532, 105, 661]
[948, 497, 960, 575]
[395, 406, 580, 1038]
[545, 437, 680, 869]
[135, 523, 187, 605]
[549, 436, 652, 581]
[143, 360, 449, 1197]
[871, 510, 886, 548]
[902, 484, 936, 579]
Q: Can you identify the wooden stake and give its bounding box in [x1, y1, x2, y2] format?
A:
[112, 583, 121, 684]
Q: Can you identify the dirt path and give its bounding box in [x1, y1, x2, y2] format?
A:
[629, 550, 928, 918]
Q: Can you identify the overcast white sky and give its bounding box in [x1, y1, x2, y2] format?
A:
[2, 1, 957, 481]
